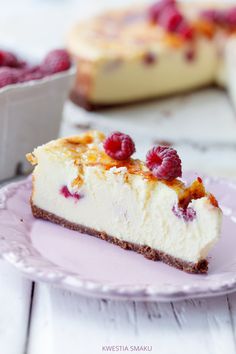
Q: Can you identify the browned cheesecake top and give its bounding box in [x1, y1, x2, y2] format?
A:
[27, 130, 220, 209]
[68, 2, 236, 60]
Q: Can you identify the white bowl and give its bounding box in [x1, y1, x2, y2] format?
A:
[0, 66, 76, 181]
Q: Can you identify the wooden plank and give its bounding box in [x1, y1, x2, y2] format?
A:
[171, 297, 236, 354]
[0, 260, 33, 354]
[27, 284, 236, 354]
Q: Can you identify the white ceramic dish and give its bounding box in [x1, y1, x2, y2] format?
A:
[0, 66, 75, 181]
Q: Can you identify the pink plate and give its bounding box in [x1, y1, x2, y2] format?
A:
[0, 176, 236, 301]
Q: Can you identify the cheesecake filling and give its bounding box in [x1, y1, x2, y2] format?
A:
[31, 150, 221, 264]
[68, 2, 236, 106]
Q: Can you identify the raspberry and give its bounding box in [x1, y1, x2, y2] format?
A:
[19, 66, 45, 82]
[172, 204, 196, 222]
[185, 49, 195, 61]
[148, 0, 194, 40]
[0, 67, 19, 88]
[143, 52, 157, 65]
[226, 8, 236, 27]
[103, 132, 136, 160]
[148, 0, 176, 23]
[42, 49, 71, 74]
[200, 9, 218, 23]
[177, 21, 194, 41]
[0, 50, 25, 68]
[200, 9, 227, 26]
[60, 186, 82, 200]
[159, 6, 183, 32]
[146, 146, 182, 181]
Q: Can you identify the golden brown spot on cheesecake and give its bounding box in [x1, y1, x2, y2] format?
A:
[26, 153, 37, 165]
[66, 135, 94, 145]
[193, 20, 215, 39]
[164, 34, 184, 48]
[178, 178, 206, 209]
[208, 193, 219, 208]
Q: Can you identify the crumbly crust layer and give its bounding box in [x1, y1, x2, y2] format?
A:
[31, 202, 208, 274]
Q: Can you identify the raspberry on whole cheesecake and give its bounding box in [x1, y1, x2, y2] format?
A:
[148, 0, 176, 23]
[42, 49, 71, 74]
[177, 20, 194, 41]
[226, 7, 236, 27]
[148, 0, 194, 40]
[146, 145, 182, 181]
[159, 6, 183, 32]
[103, 132, 136, 161]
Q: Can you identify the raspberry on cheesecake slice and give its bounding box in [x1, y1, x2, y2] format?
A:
[26, 131, 222, 273]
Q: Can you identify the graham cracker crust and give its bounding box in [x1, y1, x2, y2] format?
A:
[31, 203, 208, 274]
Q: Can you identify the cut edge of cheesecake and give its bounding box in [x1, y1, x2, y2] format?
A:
[31, 203, 208, 274]
[26, 130, 222, 274]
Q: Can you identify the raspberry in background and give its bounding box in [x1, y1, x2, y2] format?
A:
[0, 48, 71, 89]
[148, 0, 176, 23]
[0, 67, 20, 88]
[148, 0, 194, 41]
[146, 145, 182, 181]
[0, 50, 25, 68]
[42, 49, 71, 74]
[103, 132, 136, 161]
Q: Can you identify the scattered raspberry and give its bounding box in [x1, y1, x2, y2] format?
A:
[42, 49, 71, 74]
[0, 50, 25, 68]
[185, 49, 195, 61]
[148, 0, 176, 23]
[0, 67, 19, 89]
[200, 9, 218, 23]
[148, 0, 194, 41]
[143, 52, 157, 65]
[60, 186, 82, 200]
[159, 6, 183, 32]
[177, 21, 194, 41]
[200, 7, 236, 28]
[172, 204, 196, 222]
[146, 146, 182, 181]
[103, 132, 136, 161]
[226, 7, 236, 27]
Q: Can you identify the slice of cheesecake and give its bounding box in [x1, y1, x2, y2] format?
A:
[67, 0, 236, 110]
[26, 130, 222, 273]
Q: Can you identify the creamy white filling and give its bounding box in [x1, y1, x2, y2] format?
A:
[88, 37, 221, 104]
[32, 152, 222, 263]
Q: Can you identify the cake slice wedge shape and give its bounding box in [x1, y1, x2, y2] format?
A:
[26, 130, 222, 274]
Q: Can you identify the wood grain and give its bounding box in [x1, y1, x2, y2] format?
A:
[26, 283, 236, 354]
[0, 260, 32, 354]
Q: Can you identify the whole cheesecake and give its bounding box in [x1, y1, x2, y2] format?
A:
[67, 0, 236, 110]
[26, 130, 222, 273]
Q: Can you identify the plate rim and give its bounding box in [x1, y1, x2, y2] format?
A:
[1, 177, 236, 302]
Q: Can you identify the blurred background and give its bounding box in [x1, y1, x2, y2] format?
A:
[1, 0, 236, 180]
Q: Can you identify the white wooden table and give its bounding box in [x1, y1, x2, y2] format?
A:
[2, 258, 236, 354]
[1, 0, 236, 353]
